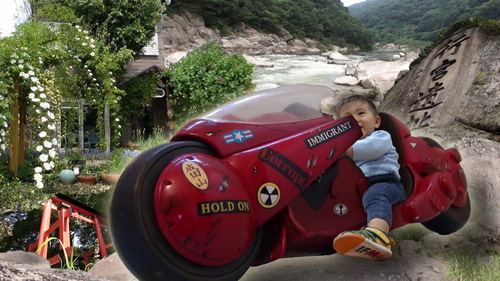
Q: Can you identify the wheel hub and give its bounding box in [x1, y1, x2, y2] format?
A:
[154, 153, 255, 266]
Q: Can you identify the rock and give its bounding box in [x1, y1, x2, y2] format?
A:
[333, 76, 359, 86]
[89, 253, 137, 281]
[326, 51, 351, 61]
[345, 64, 356, 76]
[242, 54, 274, 67]
[0, 251, 50, 270]
[360, 78, 377, 89]
[454, 138, 500, 240]
[381, 27, 499, 133]
[0, 254, 108, 281]
[380, 27, 500, 250]
[397, 240, 426, 256]
[165, 51, 188, 63]
[240, 254, 445, 281]
[354, 60, 411, 81]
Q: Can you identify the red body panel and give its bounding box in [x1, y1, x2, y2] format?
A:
[155, 108, 466, 266]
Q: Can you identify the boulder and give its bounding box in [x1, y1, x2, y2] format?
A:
[381, 27, 499, 134]
[326, 51, 351, 61]
[242, 54, 274, 67]
[360, 78, 377, 89]
[165, 51, 188, 63]
[0, 251, 50, 270]
[380, 26, 500, 245]
[345, 64, 356, 76]
[89, 253, 137, 281]
[333, 76, 359, 86]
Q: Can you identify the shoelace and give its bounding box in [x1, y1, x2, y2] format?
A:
[347, 226, 395, 246]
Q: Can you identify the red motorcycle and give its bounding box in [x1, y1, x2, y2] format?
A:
[110, 85, 470, 281]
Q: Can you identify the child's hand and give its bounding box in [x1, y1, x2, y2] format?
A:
[346, 147, 353, 158]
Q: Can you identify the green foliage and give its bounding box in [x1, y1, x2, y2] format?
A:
[410, 17, 500, 68]
[167, 41, 255, 123]
[168, 0, 375, 50]
[32, 0, 165, 56]
[350, 0, 500, 44]
[119, 68, 167, 134]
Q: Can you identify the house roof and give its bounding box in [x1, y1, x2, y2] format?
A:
[120, 54, 166, 85]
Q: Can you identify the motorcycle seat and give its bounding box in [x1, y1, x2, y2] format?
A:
[378, 112, 414, 198]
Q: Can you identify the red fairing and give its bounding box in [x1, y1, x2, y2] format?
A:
[110, 85, 470, 281]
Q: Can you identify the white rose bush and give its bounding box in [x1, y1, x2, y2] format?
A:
[0, 20, 132, 189]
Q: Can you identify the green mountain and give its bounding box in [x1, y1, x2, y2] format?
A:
[167, 0, 375, 50]
[348, 0, 500, 44]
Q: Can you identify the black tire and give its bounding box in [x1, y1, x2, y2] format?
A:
[110, 141, 262, 281]
[422, 196, 471, 235]
[419, 137, 471, 235]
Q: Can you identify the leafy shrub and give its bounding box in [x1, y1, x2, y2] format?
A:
[167, 41, 255, 124]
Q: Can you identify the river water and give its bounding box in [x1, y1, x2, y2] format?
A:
[252, 49, 405, 91]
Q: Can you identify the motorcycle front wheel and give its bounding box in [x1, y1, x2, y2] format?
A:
[110, 141, 262, 281]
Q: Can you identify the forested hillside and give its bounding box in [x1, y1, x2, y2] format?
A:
[167, 0, 375, 50]
[349, 0, 500, 44]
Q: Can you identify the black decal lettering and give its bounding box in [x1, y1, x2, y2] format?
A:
[258, 148, 309, 190]
[197, 200, 250, 216]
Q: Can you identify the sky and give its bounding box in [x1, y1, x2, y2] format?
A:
[341, 0, 366, 6]
[0, 0, 29, 37]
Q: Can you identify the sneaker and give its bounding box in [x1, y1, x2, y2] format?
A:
[333, 226, 395, 261]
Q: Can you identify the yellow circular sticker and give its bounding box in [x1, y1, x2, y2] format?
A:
[257, 183, 280, 208]
[182, 161, 209, 190]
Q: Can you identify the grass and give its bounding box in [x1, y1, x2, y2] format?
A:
[440, 248, 500, 281]
[391, 223, 500, 281]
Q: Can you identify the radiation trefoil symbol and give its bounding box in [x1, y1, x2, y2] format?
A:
[258, 183, 280, 208]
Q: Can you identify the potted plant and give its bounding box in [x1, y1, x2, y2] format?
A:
[100, 149, 133, 185]
[77, 165, 101, 185]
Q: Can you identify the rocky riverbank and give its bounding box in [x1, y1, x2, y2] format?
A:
[160, 12, 417, 96]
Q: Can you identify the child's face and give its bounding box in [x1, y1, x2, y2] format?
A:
[338, 100, 381, 139]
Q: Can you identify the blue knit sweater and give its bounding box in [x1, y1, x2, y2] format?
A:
[352, 130, 401, 179]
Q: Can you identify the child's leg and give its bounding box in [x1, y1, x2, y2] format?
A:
[362, 181, 406, 229]
[333, 182, 405, 260]
[367, 218, 390, 233]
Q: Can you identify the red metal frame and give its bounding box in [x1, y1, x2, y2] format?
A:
[28, 194, 113, 266]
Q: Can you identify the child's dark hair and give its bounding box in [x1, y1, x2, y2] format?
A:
[334, 95, 378, 118]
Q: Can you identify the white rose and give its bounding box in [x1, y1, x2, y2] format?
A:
[43, 162, 51, 170]
[35, 167, 43, 173]
[39, 131, 47, 138]
[36, 146, 43, 152]
[39, 154, 48, 162]
[28, 93, 35, 99]
[49, 149, 56, 158]
[34, 173, 43, 181]
[47, 112, 55, 119]
[36, 181, 44, 189]
[41, 117, 48, 122]
[43, 140, 52, 148]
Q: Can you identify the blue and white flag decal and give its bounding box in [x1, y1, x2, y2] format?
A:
[223, 130, 254, 144]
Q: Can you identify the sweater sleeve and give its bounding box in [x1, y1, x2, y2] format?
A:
[352, 130, 392, 161]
